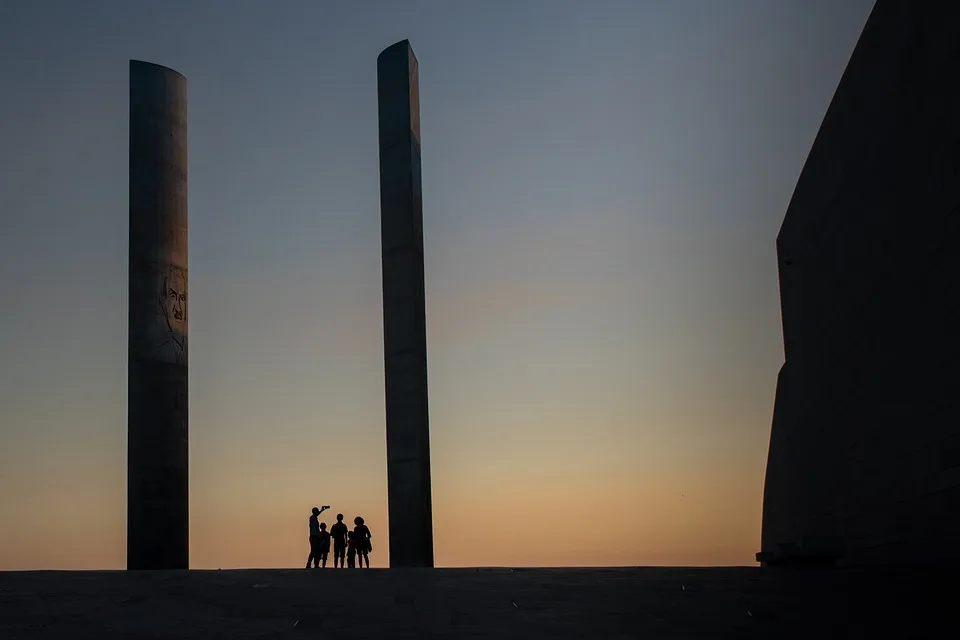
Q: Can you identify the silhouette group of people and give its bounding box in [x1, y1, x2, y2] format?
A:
[306, 506, 372, 569]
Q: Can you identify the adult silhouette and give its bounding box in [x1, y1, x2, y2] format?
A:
[353, 516, 372, 568]
[330, 513, 349, 568]
[305, 506, 329, 569]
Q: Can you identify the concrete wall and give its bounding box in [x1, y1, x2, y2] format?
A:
[127, 60, 189, 570]
[759, 1, 960, 566]
[377, 40, 435, 568]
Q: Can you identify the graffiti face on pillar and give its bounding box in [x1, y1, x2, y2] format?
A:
[155, 265, 187, 364]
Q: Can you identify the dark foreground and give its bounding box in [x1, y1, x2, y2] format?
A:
[0, 567, 947, 639]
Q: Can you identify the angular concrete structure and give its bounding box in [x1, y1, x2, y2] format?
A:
[127, 60, 189, 570]
[377, 40, 435, 568]
[758, 1, 960, 567]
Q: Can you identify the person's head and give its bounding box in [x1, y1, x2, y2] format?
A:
[354, 516, 363, 526]
[320, 523, 327, 531]
[336, 513, 343, 522]
[312, 507, 320, 516]
[159, 268, 187, 331]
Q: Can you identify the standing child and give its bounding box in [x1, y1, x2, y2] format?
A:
[346, 529, 357, 568]
[316, 522, 331, 568]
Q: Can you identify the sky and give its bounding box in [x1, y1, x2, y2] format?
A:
[0, 0, 875, 570]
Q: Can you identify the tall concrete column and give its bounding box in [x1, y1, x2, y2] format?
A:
[377, 40, 434, 568]
[127, 60, 189, 570]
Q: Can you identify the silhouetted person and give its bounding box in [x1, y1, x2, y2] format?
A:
[347, 530, 357, 568]
[316, 522, 331, 568]
[330, 513, 349, 568]
[306, 506, 329, 569]
[353, 516, 372, 568]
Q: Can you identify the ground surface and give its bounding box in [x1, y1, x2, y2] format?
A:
[0, 567, 946, 639]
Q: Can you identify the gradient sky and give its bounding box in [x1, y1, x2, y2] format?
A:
[0, 0, 875, 570]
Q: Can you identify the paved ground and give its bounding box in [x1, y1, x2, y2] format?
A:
[0, 567, 947, 639]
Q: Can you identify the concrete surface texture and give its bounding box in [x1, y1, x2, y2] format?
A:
[127, 60, 189, 571]
[377, 40, 435, 568]
[0, 568, 946, 639]
[759, 0, 960, 566]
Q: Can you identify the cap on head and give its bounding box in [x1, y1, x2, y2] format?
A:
[337, 513, 343, 521]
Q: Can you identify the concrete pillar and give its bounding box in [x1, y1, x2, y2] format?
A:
[127, 60, 189, 570]
[377, 40, 435, 568]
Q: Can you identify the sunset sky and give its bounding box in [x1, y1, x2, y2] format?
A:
[0, 0, 875, 570]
